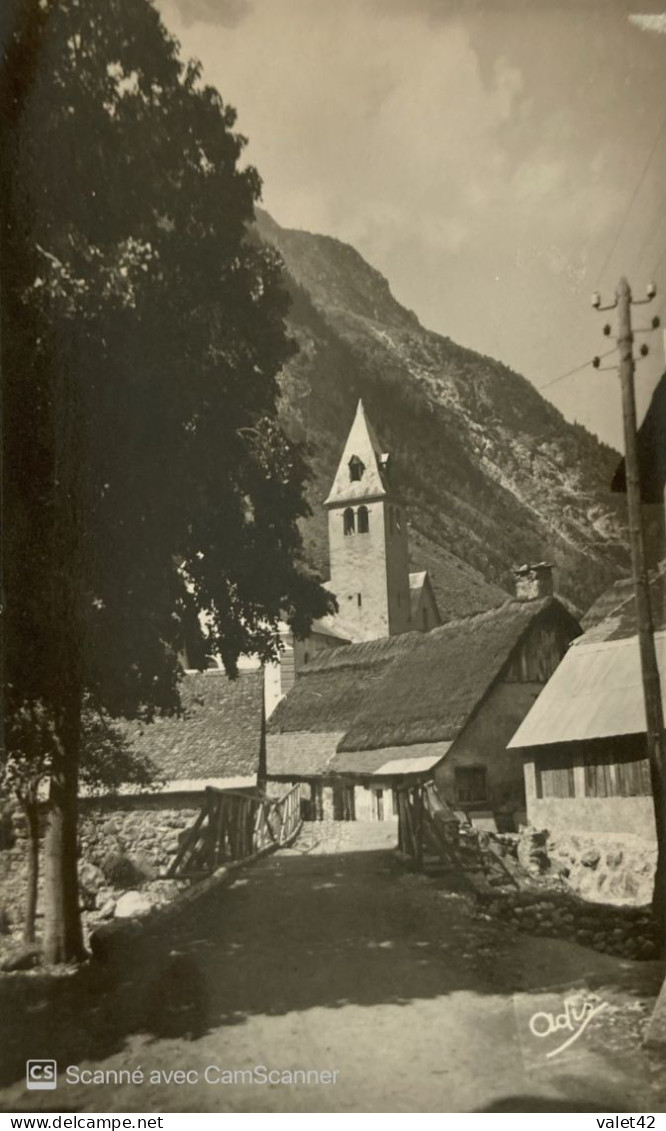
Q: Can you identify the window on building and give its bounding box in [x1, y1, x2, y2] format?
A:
[455, 766, 488, 804]
[584, 749, 651, 797]
[357, 505, 369, 534]
[349, 456, 365, 482]
[303, 651, 309, 664]
[357, 592, 362, 607]
[343, 507, 355, 536]
[535, 752, 575, 799]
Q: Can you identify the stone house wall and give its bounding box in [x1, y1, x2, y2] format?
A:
[434, 681, 538, 824]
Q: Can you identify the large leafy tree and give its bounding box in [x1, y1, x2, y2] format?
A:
[1, 0, 332, 963]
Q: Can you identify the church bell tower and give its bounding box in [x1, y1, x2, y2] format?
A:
[325, 400, 412, 642]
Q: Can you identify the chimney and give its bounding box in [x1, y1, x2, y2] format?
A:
[513, 562, 554, 601]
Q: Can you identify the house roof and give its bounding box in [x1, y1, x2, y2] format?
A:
[267, 731, 344, 777]
[324, 399, 390, 507]
[511, 573, 666, 751]
[268, 632, 418, 738]
[310, 616, 353, 642]
[331, 741, 453, 778]
[508, 631, 666, 749]
[268, 597, 577, 774]
[265, 732, 451, 780]
[122, 669, 264, 789]
[612, 371, 666, 504]
[583, 568, 666, 642]
[582, 576, 636, 630]
[408, 570, 440, 625]
[339, 597, 575, 752]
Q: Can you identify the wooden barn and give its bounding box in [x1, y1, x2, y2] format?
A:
[267, 565, 580, 829]
[511, 369, 666, 843]
[509, 569, 666, 840]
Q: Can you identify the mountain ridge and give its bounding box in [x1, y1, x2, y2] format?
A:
[255, 207, 633, 617]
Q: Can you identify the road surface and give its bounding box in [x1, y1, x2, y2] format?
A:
[1, 822, 664, 1113]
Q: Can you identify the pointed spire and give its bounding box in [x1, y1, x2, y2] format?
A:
[324, 399, 389, 507]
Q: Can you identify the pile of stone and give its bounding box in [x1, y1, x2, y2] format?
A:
[449, 824, 658, 961]
[483, 888, 657, 960]
[78, 859, 189, 930]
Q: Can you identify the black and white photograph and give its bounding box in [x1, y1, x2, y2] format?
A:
[2, 0, 666, 1117]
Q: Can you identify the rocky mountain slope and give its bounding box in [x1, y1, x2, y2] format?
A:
[256, 208, 634, 617]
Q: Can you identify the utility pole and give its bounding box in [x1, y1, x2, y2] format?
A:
[595, 277, 666, 951]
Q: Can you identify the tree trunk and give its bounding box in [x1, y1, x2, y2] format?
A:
[44, 697, 85, 965]
[650, 780, 666, 957]
[21, 798, 40, 945]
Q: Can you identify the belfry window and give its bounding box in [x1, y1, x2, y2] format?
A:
[343, 507, 355, 536]
[357, 505, 369, 534]
[349, 456, 365, 482]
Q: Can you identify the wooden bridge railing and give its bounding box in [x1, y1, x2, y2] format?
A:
[167, 784, 302, 878]
[396, 779, 459, 871]
[396, 779, 519, 890]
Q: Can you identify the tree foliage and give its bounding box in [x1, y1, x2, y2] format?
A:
[1, 0, 332, 960]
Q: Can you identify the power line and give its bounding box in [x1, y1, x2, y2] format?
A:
[595, 114, 666, 289]
[538, 346, 617, 391]
[652, 239, 666, 279]
[633, 213, 666, 277]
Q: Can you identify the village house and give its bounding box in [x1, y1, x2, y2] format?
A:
[118, 668, 266, 796]
[265, 399, 441, 714]
[509, 368, 666, 840]
[508, 570, 665, 839]
[267, 563, 581, 826]
[79, 669, 266, 876]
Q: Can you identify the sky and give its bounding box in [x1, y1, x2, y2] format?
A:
[157, 0, 666, 450]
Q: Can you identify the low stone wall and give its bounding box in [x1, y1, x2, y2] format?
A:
[469, 826, 659, 961]
[79, 802, 199, 882]
[509, 824, 657, 906]
[482, 887, 657, 960]
[545, 829, 656, 906]
[0, 797, 201, 959]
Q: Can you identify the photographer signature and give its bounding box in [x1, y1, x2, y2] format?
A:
[528, 994, 608, 1058]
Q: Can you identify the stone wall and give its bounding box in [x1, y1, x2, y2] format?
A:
[482, 887, 657, 960]
[544, 828, 657, 905]
[79, 797, 200, 878]
[0, 795, 201, 956]
[464, 826, 659, 961]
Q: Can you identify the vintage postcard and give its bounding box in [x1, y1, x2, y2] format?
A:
[1, 0, 666, 1118]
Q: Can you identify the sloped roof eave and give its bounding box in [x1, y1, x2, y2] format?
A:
[508, 631, 666, 749]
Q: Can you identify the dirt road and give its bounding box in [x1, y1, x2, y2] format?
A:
[1, 824, 664, 1113]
